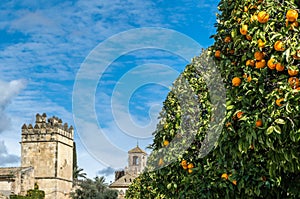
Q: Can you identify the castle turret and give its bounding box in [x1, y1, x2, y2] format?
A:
[20, 113, 74, 199]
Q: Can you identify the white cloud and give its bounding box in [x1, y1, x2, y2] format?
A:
[0, 0, 218, 178]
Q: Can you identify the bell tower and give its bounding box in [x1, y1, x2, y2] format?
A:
[126, 145, 147, 174]
[20, 113, 74, 199]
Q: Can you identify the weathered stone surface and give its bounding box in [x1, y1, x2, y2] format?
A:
[0, 113, 74, 199]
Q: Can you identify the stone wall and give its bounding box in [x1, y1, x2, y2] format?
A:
[20, 113, 74, 199]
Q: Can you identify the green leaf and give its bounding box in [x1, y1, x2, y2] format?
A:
[167, 183, 172, 189]
[266, 126, 274, 135]
[286, 103, 292, 113]
[226, 105, 234, 110]
[275, 118, 285, 125]
[274, 125, 281, 134]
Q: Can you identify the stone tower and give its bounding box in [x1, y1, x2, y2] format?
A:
[125, 145, 147, 174]
[20, 113, 74, 199]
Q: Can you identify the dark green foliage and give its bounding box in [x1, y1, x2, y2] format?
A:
[70, 176, 118, 199]
[126, 0, 300, 198]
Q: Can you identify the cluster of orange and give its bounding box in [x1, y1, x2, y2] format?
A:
[221, 173, 237, 185]
[224, 9, 299, 107]
[181, 160, 194, 174]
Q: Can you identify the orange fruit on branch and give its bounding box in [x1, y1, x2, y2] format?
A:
[257, 39, 265, 48]
[236, 111, 244, 119]
[286, 9, 298, 22]
[246, 59, 255, 67]
[250, 14, 258, 23]
[224, 36, 231, 43]
[232, 180, 237, 185]
[158, 158, 164, 166]
[240, 24, 248, 35]
[232, 77, 242, 87]
[215, 50, 221, 58]
[275, 62, 285, 72]
[221, 173, 228, 180]
[181, 160, 187, 167]
[256, 119, 263, 127]
[267, 58, 276, 70]
[163, 140, 169, 146]
[288, 77, 299, 88]
[188, 168, 193, 174]
[254, 51, 264, 60]
[187, 163, 194, 169]
[257, 11, 270, 23]
[288, 68, 299, 76]
[255, 59, 266, 69]
[274, 41, 285, 51]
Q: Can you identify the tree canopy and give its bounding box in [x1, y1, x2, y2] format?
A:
[126, 0, 300, 198]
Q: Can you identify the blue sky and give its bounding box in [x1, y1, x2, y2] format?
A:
[0, 0, 218, 182]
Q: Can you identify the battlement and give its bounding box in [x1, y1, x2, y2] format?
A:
[21, 113, 74, 142]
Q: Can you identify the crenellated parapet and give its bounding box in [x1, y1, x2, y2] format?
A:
[21, 113, 74, 142]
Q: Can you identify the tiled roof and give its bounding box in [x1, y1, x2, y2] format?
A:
[128, 146, 147, 154]
[109, 173, 138, 188]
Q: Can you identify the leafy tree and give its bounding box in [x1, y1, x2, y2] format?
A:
[126, 0, 300, 198]
[70, 176, 118, 199]
[73, 166, 87, 186]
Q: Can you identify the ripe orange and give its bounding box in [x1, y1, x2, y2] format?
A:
[257, 39, 265, 48]
[246, 59, 255, 67]
[274, 41, 285, 51]
[237, 111, 243, 119]
[215, 50, 221, 58]
[257, 11, 269, 23]
[288, 68, 299, 76]
[244, 6, 248, 12]
[232, 180, 237, 185]
[187, 163, 194, 169]
[247, 76, 252, 82]
[240, 24, 248, 35]
[224, 36, 231, 43]
[275, 62, 285, 72]
[255, 59, 266, 69]
[254, 51, 264, 60]
[286, 20, 299, 30]
[232, 77, 242, 87]
[188, 169, 193, 174]
[181, 160, 187, 167]
[163, 140, 169, 146]
[288, 77, 299, 88]
[158, 158, 164, 166]
[250, 14, 258, 23]
[256, 119, 263, 127]
[221, 173, 228, 180]
[276, 98, 284, 106]
[293, 50, 300, 60]
[267, 58, 276, 70]
[286, 9, 298, 22]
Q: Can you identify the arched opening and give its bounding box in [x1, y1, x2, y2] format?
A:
[133, 156, 139, 165]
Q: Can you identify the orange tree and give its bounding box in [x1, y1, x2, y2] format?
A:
[126, 0, 300, 198]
